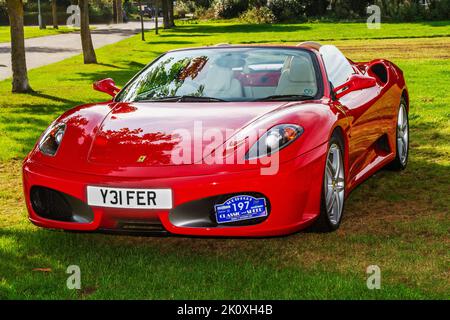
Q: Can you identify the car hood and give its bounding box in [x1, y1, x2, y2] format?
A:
[87, 101, 287, 166]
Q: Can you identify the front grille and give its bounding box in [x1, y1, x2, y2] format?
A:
[119, 220, 166, 232]
[98, 220, 168, 236]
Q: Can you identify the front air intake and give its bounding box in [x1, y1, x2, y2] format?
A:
[30, 186, 94, 223]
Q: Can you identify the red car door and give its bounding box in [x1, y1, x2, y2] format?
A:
[320, 45, 392, 189]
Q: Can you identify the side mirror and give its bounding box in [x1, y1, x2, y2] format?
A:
[333, 74, 377, 99]
[93, 78, 120, 98]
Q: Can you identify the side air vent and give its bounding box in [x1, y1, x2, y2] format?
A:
[30, 186, 94, 223]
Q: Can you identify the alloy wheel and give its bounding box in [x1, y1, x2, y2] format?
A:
[324, 143, 345, 225]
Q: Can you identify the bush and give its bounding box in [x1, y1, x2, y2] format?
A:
[240, 6, 276, 24]
[175, 0, 196, 18]
[326, 0, 365, 20]
[213, 0, 249, 19]
[195, 6, 217, 20]
[15, 0, 113, 26]
[398, 2, 422, 22]
[88, 3, 113, 24]
[267, 0, 307, 22]
[429, 0, 450, 20]
[0, 5, 7, 26]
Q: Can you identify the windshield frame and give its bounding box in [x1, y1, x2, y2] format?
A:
[114, 46, 324, 103]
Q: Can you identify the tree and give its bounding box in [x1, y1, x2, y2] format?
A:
[305, 0, 329, 16]
[168, 0, 175, 27]
[6, 0, 32, 92]
[154, 0, 159, 34]
[51, 0, 58, 29]
[162, 0, 170, 28]
[116, 0, 123, 23]
[79, 0, 97, 63]
[113, 0, 117, 23]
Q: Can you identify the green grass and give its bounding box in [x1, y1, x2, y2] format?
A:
[0, 21, 449, 299]
[0, 26, 76, 43]
[174, 19, 450, 42]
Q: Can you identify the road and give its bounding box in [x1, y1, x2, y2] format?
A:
[0, 21, 157, 81]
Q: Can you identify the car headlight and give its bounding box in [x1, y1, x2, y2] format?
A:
[38, 122, 66, 156]
[246, 124, 303, 159]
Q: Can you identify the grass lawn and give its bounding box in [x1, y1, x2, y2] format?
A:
[0, 26, 76, 43]
[0, 21, 449, 299]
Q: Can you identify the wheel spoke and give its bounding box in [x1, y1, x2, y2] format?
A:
[333, 150, 341, 180]
[398, 108, 403, 128]
[397, 137, 404, 157]
[403, 129, 409, 144]
[332, 191, 340, 222]
[328, 190, 336, 212]
[326, 189, 334, 210]
[332, 148, 338, 169]
[337, 191, 343, 221]
[327, 159, 334, 177]
[326, 166, 333, 183]
[402, 121, 407, 132]
[402, 137, 407, 156]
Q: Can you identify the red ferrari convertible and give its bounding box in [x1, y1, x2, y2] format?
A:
[23, 42, 409, 236]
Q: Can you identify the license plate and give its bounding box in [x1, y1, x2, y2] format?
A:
[87, 186, 172, 209]
[214, 195, 267, 224]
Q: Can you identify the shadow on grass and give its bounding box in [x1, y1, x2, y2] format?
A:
[0, 172, 445, 300]
[168, 24, 312, 35]
[73, 61, 146, 86]
[28, 91, 81, 105]
[145, 40, 196, 45]
[0, 103, 76, 154]
[0, 140, 448, 298]
[419, 20, 450, 27]
[158, 33, 211, 38]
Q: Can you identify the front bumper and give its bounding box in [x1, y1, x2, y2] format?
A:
[23, 144, 327, 237]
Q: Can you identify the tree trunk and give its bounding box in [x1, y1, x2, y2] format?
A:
[168, 0, 175, 27]
[6, 0, 32, 93]
[116, 0, 123, 23]
[162, 0, 169, 29]
[154, 1, 159, 34]
[79, 0, 97, 64]
[113, 0, 117, 23]
[51, 0, 58, 29]
[137, 0, 145, 41]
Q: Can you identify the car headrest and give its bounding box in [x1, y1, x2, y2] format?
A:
[285, 56, 315, 83]
[214, 54, 246, 69]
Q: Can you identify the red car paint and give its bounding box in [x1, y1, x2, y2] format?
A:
[22, 45, 408, 237]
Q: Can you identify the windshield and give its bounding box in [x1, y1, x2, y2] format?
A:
[116, 47, 320, 102]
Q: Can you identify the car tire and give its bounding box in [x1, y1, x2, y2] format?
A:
[310, 132, 346, 232]
[387, 98, 409, 171]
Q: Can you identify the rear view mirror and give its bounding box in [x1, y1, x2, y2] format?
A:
[333, 74, 377, 99]
[93, 78, 120, 98]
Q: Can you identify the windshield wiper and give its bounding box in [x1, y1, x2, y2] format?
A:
[253, 94, 315, 101]
[138, 95, 228, 102]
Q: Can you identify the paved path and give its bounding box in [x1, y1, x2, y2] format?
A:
[0, 21, 157, 81]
